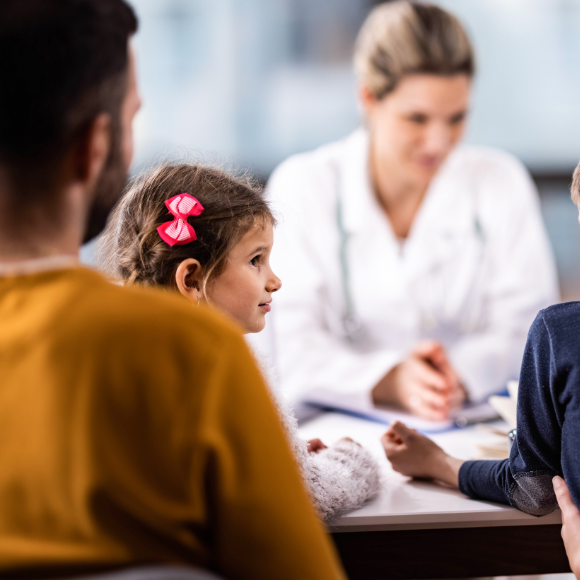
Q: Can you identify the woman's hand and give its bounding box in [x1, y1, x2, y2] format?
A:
[381, 421, 464, 487]
[372, 341, 466, 421]
[307, 438, 328, 453]
[553, 476, 580, 577]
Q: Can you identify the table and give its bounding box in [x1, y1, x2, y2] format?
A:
[299, 412, 571, 580]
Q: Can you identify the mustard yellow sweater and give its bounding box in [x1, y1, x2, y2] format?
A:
[0, 266, 345, 580]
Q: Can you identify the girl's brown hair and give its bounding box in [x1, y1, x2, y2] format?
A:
[97, 162, 274, 292]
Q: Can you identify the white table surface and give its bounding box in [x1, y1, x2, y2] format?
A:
[299, 411, 562, 533]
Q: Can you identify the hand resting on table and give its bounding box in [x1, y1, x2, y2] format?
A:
[381, 421, 464, 487]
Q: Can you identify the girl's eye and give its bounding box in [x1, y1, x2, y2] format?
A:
[250, 255, 261, 267]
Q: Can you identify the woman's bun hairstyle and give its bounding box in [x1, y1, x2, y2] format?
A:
[354, 1, 474, 100]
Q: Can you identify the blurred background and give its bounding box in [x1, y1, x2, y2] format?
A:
[83, 0, 580, 300]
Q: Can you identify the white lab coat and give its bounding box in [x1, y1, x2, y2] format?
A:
[267, 129, 559, 404]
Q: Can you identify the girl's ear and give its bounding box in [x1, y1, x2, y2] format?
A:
[175, 258, 204, 305]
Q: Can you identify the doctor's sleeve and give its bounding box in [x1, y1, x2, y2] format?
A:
[447, 160, 559, 402]
[267, 162, 403, 404]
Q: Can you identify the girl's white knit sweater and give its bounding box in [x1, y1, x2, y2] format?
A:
[254, 351, 381, 522]
[276, 395, 381, 522]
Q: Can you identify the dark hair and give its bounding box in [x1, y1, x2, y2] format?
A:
[0, 0, 137, 199]
[97, 163, 275, 293]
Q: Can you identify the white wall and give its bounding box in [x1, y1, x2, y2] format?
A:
[127, 0, 580, 176]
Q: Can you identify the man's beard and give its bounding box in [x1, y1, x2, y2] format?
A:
[82, 126, 128, 244]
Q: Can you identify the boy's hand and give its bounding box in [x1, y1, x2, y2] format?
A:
[381, 421, 463, 487]
[553, 476, 580, 577]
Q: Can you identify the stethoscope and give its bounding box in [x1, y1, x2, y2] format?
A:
[334, 164, 487, 343]
[335, 172, 365, 342]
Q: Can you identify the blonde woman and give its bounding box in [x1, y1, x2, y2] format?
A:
[268, 1, 558, 421]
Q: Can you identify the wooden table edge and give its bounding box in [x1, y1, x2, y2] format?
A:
[331, 523, 571, 579]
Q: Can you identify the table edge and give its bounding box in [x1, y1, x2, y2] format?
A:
[328, 507, 562, 532]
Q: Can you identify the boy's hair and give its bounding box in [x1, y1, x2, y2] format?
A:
[0, 0, 137, 200]
[572, 162, 580, 208]
[97, 163, 275, 292]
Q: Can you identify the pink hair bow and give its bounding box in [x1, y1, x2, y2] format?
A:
[157, 193, 205, 247]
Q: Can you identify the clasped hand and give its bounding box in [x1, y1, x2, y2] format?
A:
[372, 340, 465, 421]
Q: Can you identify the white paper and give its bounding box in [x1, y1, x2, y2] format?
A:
[507, 380, 519, 404]
[488, 395, 517, 430]
[301, 389, 499, 433]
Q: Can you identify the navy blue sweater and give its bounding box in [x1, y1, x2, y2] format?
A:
[459, 303, 580, 516]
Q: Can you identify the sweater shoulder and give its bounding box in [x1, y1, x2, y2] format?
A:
[538, 302, 580, 331]
[537, 302, 580, 338]
[526, 303, 580, 367]
[50, 267, 245, 365]
[541, 301, 580, 318]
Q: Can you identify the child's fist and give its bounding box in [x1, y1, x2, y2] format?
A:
[381, 421, 463, 487]
[307, 438, 328, 453]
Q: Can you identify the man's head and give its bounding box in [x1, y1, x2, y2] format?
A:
[0, 0, 139, 247]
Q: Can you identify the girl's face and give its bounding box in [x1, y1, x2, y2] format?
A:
[361, 73, 471, 187]
[197, 220, 281, 333]
[206, 221, 281, 333]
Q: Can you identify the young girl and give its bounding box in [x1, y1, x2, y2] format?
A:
[97, 162, 381, 522]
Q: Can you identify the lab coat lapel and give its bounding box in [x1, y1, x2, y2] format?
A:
[402, 150, 476, 285]
[337, 129, 374, 235]
[338, 129, 400, 247]
[334, 131, 480, 319]
[336, 129, 405, 312]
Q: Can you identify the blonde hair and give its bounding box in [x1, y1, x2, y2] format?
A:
[354, 1, 474, 100]
[96, 162, 274, 295]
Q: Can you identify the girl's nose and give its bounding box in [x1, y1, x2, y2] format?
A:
[267, 271, 282, 293]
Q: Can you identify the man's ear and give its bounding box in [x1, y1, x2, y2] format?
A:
[74, 112, 112, 186]
[175, 258, 204, 305]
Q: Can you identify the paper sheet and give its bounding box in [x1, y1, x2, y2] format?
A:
[301, 389, 499, 433]
[488, 395, 517, 430]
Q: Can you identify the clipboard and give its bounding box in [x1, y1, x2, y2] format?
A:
[301, 388, 499, 433]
